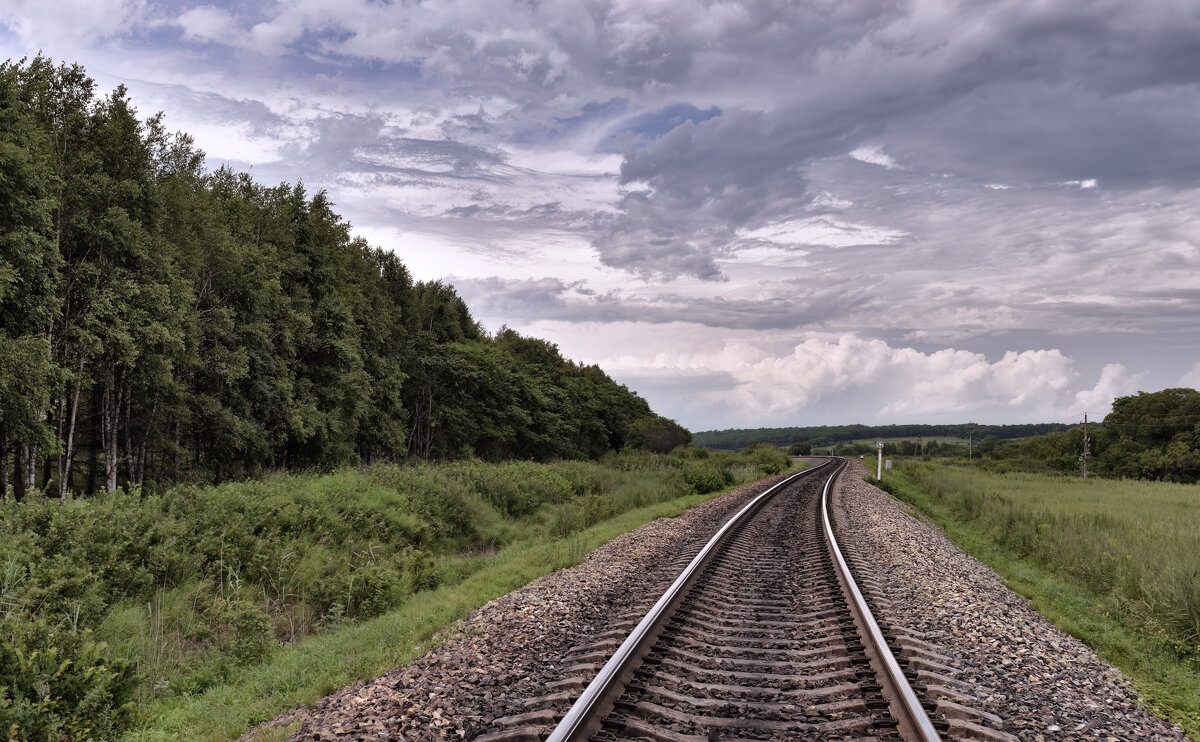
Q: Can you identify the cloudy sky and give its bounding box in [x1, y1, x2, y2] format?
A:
[5, 0, 1199, 431]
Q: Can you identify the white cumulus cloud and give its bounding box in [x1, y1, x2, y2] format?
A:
[1072, 363, 1142, 418]
[598, 331, 1135, 427]
[1179, 362, 1200, 389]
[718, 335, 1075, 419]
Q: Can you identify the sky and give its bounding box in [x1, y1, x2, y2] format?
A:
[4, 0, 1199, 432]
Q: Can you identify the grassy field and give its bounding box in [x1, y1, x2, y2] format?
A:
[883, 461, 1200, 737]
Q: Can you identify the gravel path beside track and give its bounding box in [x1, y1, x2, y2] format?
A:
[832, 460, 1189, 742]
[256, 462, 1190, 741]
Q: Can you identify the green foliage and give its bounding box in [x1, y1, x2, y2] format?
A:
[0, 447, 786, 737]
[627, 415, 692, 453]
[975, 388, 1200, 483]
[127, 485, 743, 742]
[786, 441, 812, 456]
[214, 598, 272, 665]
[0, 614, 136, 741]
[0, 56, 664, 498]
[739, 443, 789, 476]
[1094, 389, 1200, 482]
[680, 462, 727, 494]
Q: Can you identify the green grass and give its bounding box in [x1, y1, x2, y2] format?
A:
[120, 487, 741, 741]
[883, 461, 1200, 737]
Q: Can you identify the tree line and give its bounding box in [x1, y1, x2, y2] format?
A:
[0, 56, 677, 498]
[982, 388, 1200, 482]
[693, 422, 1069, 450]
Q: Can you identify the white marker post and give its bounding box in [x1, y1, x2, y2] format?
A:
[876, 441, 884, 480]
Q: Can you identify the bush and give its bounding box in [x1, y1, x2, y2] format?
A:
[741, 443, 789, 476]
[398, 548, 440, 593]
[627, 415, 692, 453]
[0, 614, 136, 741]
[681, 463, 726, 494]
[225, 600, 273, 664]
[344, 565, 403, 620]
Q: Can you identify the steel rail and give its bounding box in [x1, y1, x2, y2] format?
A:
[544, 461, 830, 742]
[820, 459, 944, 742]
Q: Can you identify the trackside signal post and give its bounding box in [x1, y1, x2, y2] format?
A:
[876, 441, 884, 480]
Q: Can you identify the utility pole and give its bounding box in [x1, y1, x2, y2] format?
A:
[1081, 412, 1090, 479]
[967, 422, 977, 461]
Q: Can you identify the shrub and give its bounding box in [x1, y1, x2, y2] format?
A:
[398, 548, 439, 593]
[741, 443, 789, 476]
[0, 614, 136, 741]
[344, 565, 403, 620]
[681, 463, 725, 494]
[787, 442, 812, 456]
[626, 415, 692, 453]
[225, 600, 273, 664]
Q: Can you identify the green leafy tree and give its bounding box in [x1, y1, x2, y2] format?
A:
[628, 415, 692, 453]
[0, 54, 672, 494]
[0, 60, 61, 499]
[1096, 389, 1200, 482]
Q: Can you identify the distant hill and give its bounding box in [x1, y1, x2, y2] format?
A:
[693, 423, 1070, 450]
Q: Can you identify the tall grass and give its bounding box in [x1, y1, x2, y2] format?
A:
[886, 462, 1200, 735]
[894, 463, 1200, 650]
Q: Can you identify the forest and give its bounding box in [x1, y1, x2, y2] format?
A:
[0, 56, 686, 500]
[693, 422, 1069, 450]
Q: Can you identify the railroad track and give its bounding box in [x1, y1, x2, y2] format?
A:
[480, 460, 1013, 742]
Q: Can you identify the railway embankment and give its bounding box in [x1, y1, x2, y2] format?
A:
[249, 461, 1189, 741]
[833, 461, 1188, 741]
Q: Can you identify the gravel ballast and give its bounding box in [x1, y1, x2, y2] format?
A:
[832, 460, 1189, 742]
[255, 462, 1190, 741]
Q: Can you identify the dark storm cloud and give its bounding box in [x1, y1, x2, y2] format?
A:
[554, 0, 1200, 278]
[591, 107, 862, 278]
[103, 1, 1200, 285]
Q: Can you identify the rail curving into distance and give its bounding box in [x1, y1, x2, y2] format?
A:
[543, 457, 943, 742]
[820, 460, 943, 742]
